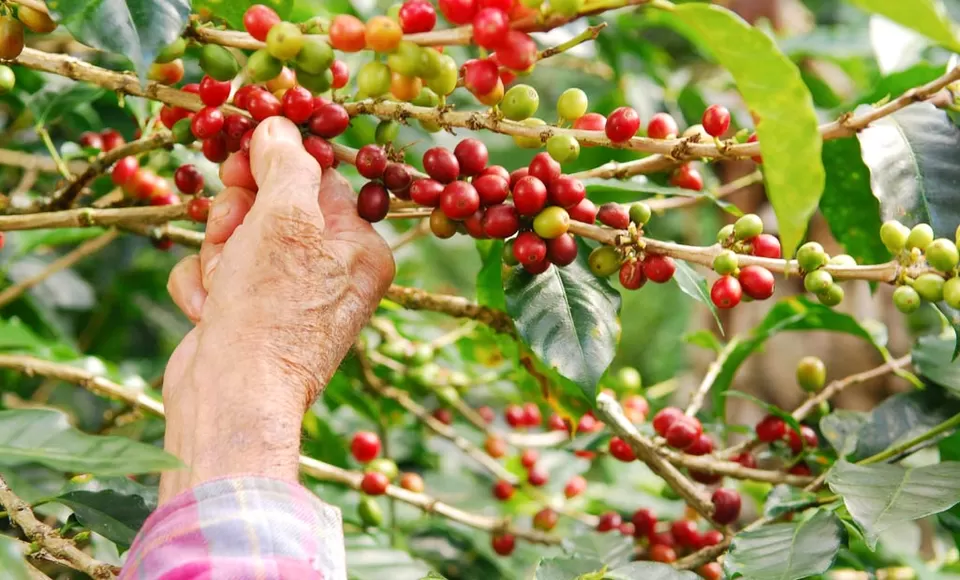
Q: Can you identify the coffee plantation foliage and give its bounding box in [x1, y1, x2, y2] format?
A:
[2, 0, 960, 578]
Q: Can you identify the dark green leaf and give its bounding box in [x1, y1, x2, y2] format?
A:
[345, 533, 435, 580]
[673, 260, 721, 331]
[0, 317, 56, 354]
[48, 0, 192, 79]
[535, 556, 603, 580]
[0, 535, 32, 580]
[820, 410, 867, 457]
[725, 510, 844, 580]
[504, 241, 621, 399]
[55, 490, 151, 547]
[605, 562, 698, 580]
[763, 485, 819, 518]
[673, 3, 824, 256]
[857, 103, 960, 239]
[28, 83, 106, 125]
[913, 334, 960, 395]
[845, 0, 960, 51]
[852, 388, 960, 460]
[934, 303, 960, 360]
[0, 408, 181, 475]
[476, 239, 506, 311]
[819, 138, 890, 266]
[827, 460, 960, 548]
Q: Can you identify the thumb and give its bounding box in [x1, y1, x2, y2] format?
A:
[249, 116, 322, 212]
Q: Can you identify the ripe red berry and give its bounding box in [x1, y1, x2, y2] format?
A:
[702, 529, 724, 547]
[454, 138, 489, 177]
[357, 182, 391, 223]
[330, 15, 367, 52]
[463, 58, 500, 96]
[750, 233, 782, 259]
[609, 436, 636, 462]
[474, 174, 510, 206]
[330, 60, 350, 89]
[174, 164, 204, 195]
[533, 508, 558, 531]
[199, 75, 232, 107]
[650, 543, 677, 564]
[495, 30, 537, 71]
[303, 136, 335, 169]
[564, 475, 586, 498]
[504, 404, 525, 428]
[187, 197, 212, 222]
[432, 408, 453, 425]
[739, 265, 775, 300]
[399, 0, 437, 33]
[125, 170, 158, 199]
[597, 203, 629, 229]
[513, 231, 547, 266]
[485, 435, 507, 458]
[755, 414, 787, 443]
[547, 176, 585, 209]
[653, 407, 684, 437]
[786, 425, 819, 454]
[233, 85, 263, 110]
[632, 508, 657, 537]
[223, 115, 256, 143]
[528, 152, 561, 185]
[191, 107, 224, 139]
[439, 0, 477, 23]
[491, 533, 515, 556]
[711, 488, 741, 524]
[665, 416, 702, 450]
[547, 234, 578, 266]
[623, 395, 649, 423]
[202, 135, 229, 163]
[596, 512, 622, 532]
[310, 103, 350, 138]
[519, 448, 538, 469]
[243, 4, 281, 41]
[619, 260, 646, 290]
[361, 471, 389, 495]
[568, 198, 598, 224]
[509, 167, 529, 189]
[605, 107, 640, 143]
[281, 86, 315, 123]
[547, 413, 567, 431]
[523, 402, 541, 427]
[670, 164, 704, 191]
[643, 254, 676, 283]
[149, 191, 179, 206]
[619, 522, 635, 536]
[356, 145, 388, 179]
[748, 133, 762, 164]
[383, 163, 413, 197]
[671, 520, 700, 549]
[528, 466, 548, 486]
[702, 104, 731, 137]
[685, 433, 714, 456]
[732, 452, 757, 469]
[710, 275, 742, 309]
[573, 112, 606, 134]
[492, 479, 514, 501]
[473, 8, 509, 49]
[423, 147, 460, 183]
[647, 113, 679, 140]
[400, 472, 425, 493]
[410, 179, 444, 207]
[100, 129, 125, 152]
[351, 431, 381, 463]
[650, 532, 676, 547]
[440, 181, 480, 220]
[79, 131, 103, 150]
[247, 91, 282, 121]
[691, 469, 723, 485]
[477, 405, 496, 424]
[789, 463, 812, 476]
[159, 106, 189, 129]
[111, 156, 139, 186]
[578, 413, 601, 432]
[699, 562, 723, 580]
[512, 176, 548, 216]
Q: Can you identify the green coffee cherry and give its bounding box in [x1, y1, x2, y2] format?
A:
[409, 343, 434, 365]
[425, 55, 457, 96]
[297, 69, 332, 93]
[381, 340, 413, 360]
[295, 38, 334, 75]
[533, 206, 571, 239]
[551, 0, 584, 16]
[246, 49, 283, 82]
[366, 458, 399, 480]
[913, 273, 945, 302]
[171, 117, 194, 144]
[501, 84, 540, 121]
[557, 88, 588, 121]
[266, 22, 304, 61]
[387, 41, 423, 77]
[513, 118, 545, 149]
[358, 62, 391, 97]
[387, 3, 403, 20]
[358, 496, 384, 527]
[419, 119, 442, 133]
[828, 254, 857, 267]
[796, 356, 826, 392]
[409, 362, 442, 387]
[617, 366, 641, 390]
[418, 47, 444, 79]
[926, 238, 960, 272]
[449, 371, 469, 390]
[893, 285, 921, 313]
[907, 223, 934, 251]
[717, 224, 734, 244]
[713, 249, 739, 275]
[588, 246, 622, 277]
[436, 385, 459, 405]
[155, 37, 187, 64]
[817, 284, 844, 306]
[0, 65, 13, 93]
[733, 214, 763, 240]
[804, 270, 833, 294]
[503, 240, 520, 266]
[797, 241, 828, 272]
[546, 134, 580, 164]
[199, 44, 241, 81]
[412, 87, 440, 108]
[944, 277, 960, 309]
[880, 220, 910, 254]
[629, 202, 651, 226]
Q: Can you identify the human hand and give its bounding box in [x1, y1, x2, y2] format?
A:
[160, 117, 394, 502]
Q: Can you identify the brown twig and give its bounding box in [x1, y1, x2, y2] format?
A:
[0, 149, 88, 175]
[383, 284, 515, 334]
[0, 204, 187, 230]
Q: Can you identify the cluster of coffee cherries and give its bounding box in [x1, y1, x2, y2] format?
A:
[349, 430, 426, 528]
[708, 213, 782, 309]
[880, 220, 960, 312]
[0, 4, 54, 60]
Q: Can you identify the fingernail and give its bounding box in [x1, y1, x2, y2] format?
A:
[189, 289, 205, 318]
[203, 254, 221, 284]
[209, 200, 231, 224]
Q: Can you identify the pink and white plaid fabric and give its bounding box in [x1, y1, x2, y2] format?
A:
[120, 477, 346, 580]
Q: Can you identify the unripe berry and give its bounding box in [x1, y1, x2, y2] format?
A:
[796, 356, 826, 392]
[945, 277, 960, 309]
[797, 241, 828, 272]
[564, 475, 586, 498]
[804, 270, 833, 294]
[423, 147, 460, 183]
[485, 435, 507, 458]
[389, 72, 422, 101]
[751, 233, 782, 259]
[441, 181, 481, 220]
[365, 16, 402, 53]
[557, 88, 589, 121]
[605, 107, 640, 143]
[597, 203, 629, 229]
[880, 220, 910, 253]
[914, 273, 945, 302]
[550, 0, 584, 16]
[547, 234, 578, 266]
[491, 533, 515, 556]
[453, 138, 489, 177]
[366, 458, 400, 481]
[357, 182, 391, 223]
[702, 104, 731, 137]
[755, 414, 786, 442]
[646, 113, 679, 140]
[547, 134, 580, 164]
[619, 260, 646, 290]
[628, 202, 651, 225]
[907, 223, 934, 251]
[425, 54, 459, 96]
[513, 231, 547, 266]
[926, 238, 960, 272]
[608, 436, 636, 462]
[266, 21, 304, 60]
[199, 44, 241, 81]
[247, 49, 283, 83]
[512, 118, 546, 149]
[512, 176, 548, 216]
[361, 472, 389, 495]
[357, 62, 391, 97]
[818, 283, 845, 307]
[643, 254, 676, 283]
[713, 249, 739, 275]
[351, 431, 381, 463]
[492, 479, 515, 501]
[588, 246, 622, 277]
[711, 488, 741, 524]
[17, 5, 57, 34]
[734, 213, 763, 240]
[533, 206, 570, 239]
[330, 15, 367, 52]
[501, 84, 540, 121]
[148, 60, 185, 84]
[295, 38, 334, 75]
[711, 275, 741, 309]
[533, 508, 558, 531]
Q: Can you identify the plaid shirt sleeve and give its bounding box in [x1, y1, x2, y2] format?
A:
[119, 477, 346, 580]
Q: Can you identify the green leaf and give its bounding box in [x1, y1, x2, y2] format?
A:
[763, 485, 819, 518]
[724, 510, 844, 580]
[193, 0, 294, 30]
[0, 317, 56, 354]
[857, 103, 960, 239]
[913, 334, 960, 394]
[853, 388, 960, 460]
[345, 533, 435, 580]
[819, 139, 890, 266]
[47, 0, 192, 79]
[535, 556, 603, 580]
[710, 297, 883, 416]
[820, 410, 868, 457]
[504, 241, 621, 399]
[827, 460, 960, 549]
[54, 490, 151, 548]
[605, 562, 698, 580]
[28, 82, 106, 126]
[0, 535, 32, 580]
[12, 228, 108, 256]
[564, 533, 634, 568]
[673, 3, 824, 256]
[673, 260, 721, 331]
[0, 408, 181, 475]
[846, 0, 960, 51]
[476, 239, 506, 311]
[934, 303, 960, 360]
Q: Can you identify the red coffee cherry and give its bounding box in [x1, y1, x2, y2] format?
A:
[596, 512, 622, 532]
[477, 405, 496, 424]
[702, 529, 724, 547]
[439, 0, 477, 24]
[111, 156, 139, 186]
[504, 404, 525, 428]
[619, 522, 635, 537]
[670, 164, 704, 191]
[423, 147, 460, 183]
[199, 75, 232, 107]
[496, 30, 537, 71]
[690, 468, 723, 485]
[750, 233, 782, 259]
[564, 475, 586, 498]
[523, 402, 542, 427]
[702, 104, 731, 137]
[568, 198, 598, 224]
[361, 471, 389, 496]
[528, 152, 562, 185]
[351, 431, 381, 463]
[491, 533, 515, 556]
[492, 479, 515, 501]
[685, 433, 714, 456]
[440, 181, 480, 220]
[474, 174, 510, 206]
[174, 164, 204, 195]
[650, 531, 676, 547]
[149, 191, 179, 207]
[400, 472, 425, 493]
[597, 203, 629, 229]
[79, 131, 104, 150]
[652, 407, 684, 437]
[786, 425, 819, 454]
[739, 265, 775, 300]
[202, 135, 229, 163]
[463, 58, 500, 96]
[619, 260, 646, 290]
[519, 448, 538, 469]
[330, 15, 367, 52]
[223, 115, 256, 143]
[573, 112, 606, 133]
[244, 4, 281, 41]
[547, 234, 578, 266]
[508, 167, 529, 188]
[512, 175, 548, 216]
[643, 254, 677, 283]
[303, 136, 335, 169]
[472, 8, 509, 49]
[281, 86, 315, 123]
[711, 488, 741, 525]
[732, 452, 757, 469]
[665, 416, 702, 450]
[246, 91, 282, 121]
[609, 436, 636, 462]
[399, 0, 437, 33]
[357, 182, 391, 223]
[650, 544, 677, 564]
[187, 197, 212, 222]
[748, 133, 762, 164]
[513, 231, 547, 267]
[789, 463, 812, 476]
[410, 178, 445, 207]
[699, 562, 723, 580]
[191, 107, 224, 139]
[547, 175, 585, 209]
[671, 520, 700, 549]
[383, 163, 413, 196]
[710, 275, 742, 309]
[631, 508, 657, 538]
[454, 138, 489, 176]
[356, 145, 388, 179]
[485, 435, 507, 458]
[533, 508, 558, 531]
[547, 413, 567, 431]
[623, 395, 649, 423]
[330, 60, 350, 89]
[647, 112, 679, 140]
[527, 466, 549, 486]
[233, 85, 263, 110]
[310, 103, 350, 138]
[605, 107, 640, 143]
[755, 414, 787, 443]
[100, 129, 125, 152]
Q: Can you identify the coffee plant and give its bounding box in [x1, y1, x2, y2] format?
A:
[2, 0, 960, 578]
